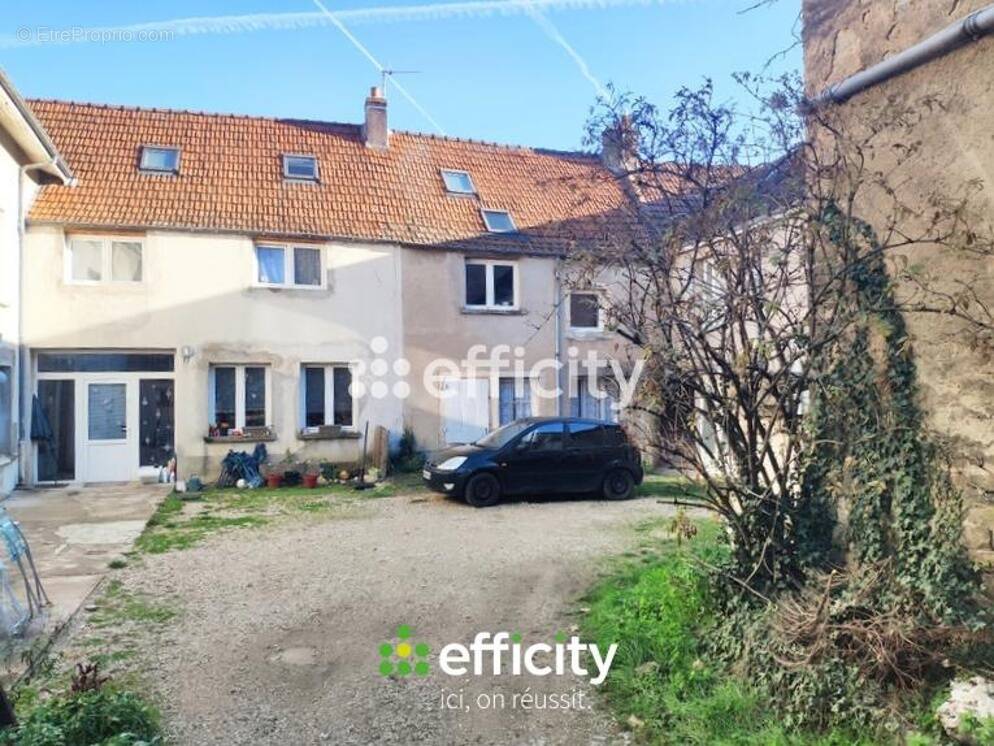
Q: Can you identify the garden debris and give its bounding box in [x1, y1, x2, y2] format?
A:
[216, 443, 268, 488]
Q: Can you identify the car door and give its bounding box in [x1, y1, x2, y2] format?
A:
[562, 421, 606, 493]
[498, 421, 566, 496]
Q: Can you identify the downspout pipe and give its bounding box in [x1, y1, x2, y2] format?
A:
[554, 258, 563, 417]
[811, 3, 994, 106]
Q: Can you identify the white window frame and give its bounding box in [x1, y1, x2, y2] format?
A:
[253, 243, 326, 289]
[282, 153, 319, 182]
[464, 259, 519, 311]
[441, 169, 476, 195]
[65, 235, 145, 285]
[208, 364, 272, 429]
[299, 364, 357, 431]
[481, 208, 517, 233]
[568, 290, 604, 333]
[138, 145, 180, 174]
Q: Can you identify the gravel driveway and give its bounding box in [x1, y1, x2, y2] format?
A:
[102, 492, 674, 745]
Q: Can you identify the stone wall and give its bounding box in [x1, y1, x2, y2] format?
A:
[803, 0, 994, 570]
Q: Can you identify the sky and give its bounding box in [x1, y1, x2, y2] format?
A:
[0, 0, 802, 151]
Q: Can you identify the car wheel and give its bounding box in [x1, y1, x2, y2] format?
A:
[602, 469, 635, 500]
[464, 473, 502, 508]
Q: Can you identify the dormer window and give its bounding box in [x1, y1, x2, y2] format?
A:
[441, 169, 476, 195]
[139, 146, 180, 174]
[481, 209, 516, 233]
[283, 154, 319, 182]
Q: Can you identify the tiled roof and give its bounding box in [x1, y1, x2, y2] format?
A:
[27, 99, 637, 255]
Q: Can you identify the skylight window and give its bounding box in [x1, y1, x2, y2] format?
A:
[441, 169, 476, 195]
[139, 146, 180, 174]
[481, 209, 516, 233]
[283, 154, 319, 182]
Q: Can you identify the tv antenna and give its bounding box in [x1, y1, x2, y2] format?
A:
[381, 68, 421, 92]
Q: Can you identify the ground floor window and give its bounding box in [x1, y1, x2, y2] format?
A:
[301, 365, 353, 429]
[570, 376, 618, 422]
[0, 366, 11, 456]
[498, 377, 532, 425]
[209, 365, 270, 432]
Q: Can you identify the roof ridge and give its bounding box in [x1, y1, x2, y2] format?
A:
[25, 96, 600, 162]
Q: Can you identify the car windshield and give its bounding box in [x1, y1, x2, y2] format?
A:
[475, 420, 534, 449]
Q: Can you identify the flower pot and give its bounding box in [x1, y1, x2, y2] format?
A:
[303, 473, 319, 489]
[266, 474, 283, 489]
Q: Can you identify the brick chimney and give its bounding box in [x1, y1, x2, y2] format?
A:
[601, 114, 637, 176]
[363, 86, 389, 150]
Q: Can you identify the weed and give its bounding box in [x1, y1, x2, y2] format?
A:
[0, 687, 162, 745]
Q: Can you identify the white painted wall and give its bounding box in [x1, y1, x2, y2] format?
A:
[21, 227, 405, 480]
[0, 138, 42, 495]
[0, 142, 21, 495]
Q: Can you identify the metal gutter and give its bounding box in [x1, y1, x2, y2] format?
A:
[811, 3, 994, 106]
[0, 68, 73, 183]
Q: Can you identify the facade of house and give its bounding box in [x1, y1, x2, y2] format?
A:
[17, 88, 638, 485]
[803, 0, 994, 565]
[0, 71, 72, 496]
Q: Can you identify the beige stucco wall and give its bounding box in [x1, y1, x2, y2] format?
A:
[804, 0, 994, 564]
[21, 226, 405, 480]
[400, 249, 561, 450]
[400, 248, 638, 451]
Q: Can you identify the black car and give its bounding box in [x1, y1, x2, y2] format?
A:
[422, 417, 644, 507]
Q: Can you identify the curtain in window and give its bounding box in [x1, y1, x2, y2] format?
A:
[294, 248, 321, 286]
[111, 241, 142, 281]
[499, 379, 531, 425]
[87, 383, 126, 441]
[71, 239, 103, 281]
[213, 367, 235, 427]
[304, 367, 325, 426]
[256, 247, 285, 284]
[244, 367, 266, 427]
[493, 265, 514, 306]
[333, 367, 353, 426]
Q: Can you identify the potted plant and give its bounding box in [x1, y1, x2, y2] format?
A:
[302, 461, 319, 489]
[264, 467, 283, 489]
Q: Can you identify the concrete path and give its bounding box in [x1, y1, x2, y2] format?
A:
[3, 484, 166, 625]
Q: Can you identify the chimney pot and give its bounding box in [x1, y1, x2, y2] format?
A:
[364, 86, 389, 150]
[601, 114, 637, 175]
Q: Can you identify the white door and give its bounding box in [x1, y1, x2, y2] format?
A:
[441, 378, 490, 445]
[84, 381, 135, 482]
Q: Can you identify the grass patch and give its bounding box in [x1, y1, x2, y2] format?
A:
[636, 474, 707, 503]
[581, 521, 876, 745]
[134, 472, 423, 555]
[88, 580, 178, 628]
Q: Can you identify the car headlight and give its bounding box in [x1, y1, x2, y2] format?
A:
[437, 456, 467, 471]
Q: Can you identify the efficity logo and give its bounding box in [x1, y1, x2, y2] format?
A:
[378, 625, 617, 686]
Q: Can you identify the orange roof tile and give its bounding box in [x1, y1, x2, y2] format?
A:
[27, 100, 637, 255]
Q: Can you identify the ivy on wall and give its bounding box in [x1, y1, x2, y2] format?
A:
[801, 204, 978, 622]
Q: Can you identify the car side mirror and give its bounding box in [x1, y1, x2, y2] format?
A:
[513, 439, 530, 453]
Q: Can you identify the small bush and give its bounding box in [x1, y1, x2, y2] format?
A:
[390, 427, 424, 473]
[0, 688, 161, 746]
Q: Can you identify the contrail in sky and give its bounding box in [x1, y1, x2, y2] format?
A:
[523, 7, 608, 99]
[311, 0, 447, 134]
[1, 0, 682, 48]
